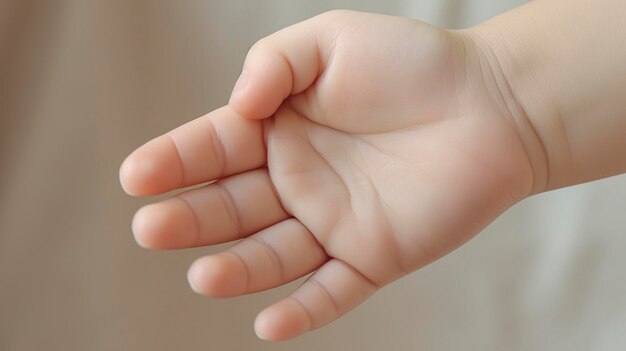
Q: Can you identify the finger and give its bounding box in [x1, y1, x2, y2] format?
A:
[132, 168, 288, 249]
[254, 259, 379, 341]
[187, 219, 328, 297]
[120, 106, 265, 196]
[228, 10, 347, 120]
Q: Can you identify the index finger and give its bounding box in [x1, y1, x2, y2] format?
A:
[120, 106, 266, 196]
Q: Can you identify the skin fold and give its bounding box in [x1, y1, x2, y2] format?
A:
[120, 0, 626, 341]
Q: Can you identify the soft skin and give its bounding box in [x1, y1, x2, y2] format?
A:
[120, 0, 626, 341]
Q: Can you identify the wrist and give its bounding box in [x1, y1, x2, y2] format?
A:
[456, 23, 550, 197]
[466, 0, 626, 192]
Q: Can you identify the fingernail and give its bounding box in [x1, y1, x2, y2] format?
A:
[131, 207, 150, 248]
[187, 262, 203, 294]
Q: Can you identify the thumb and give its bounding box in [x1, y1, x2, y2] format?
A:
[228, 11, 341, 119]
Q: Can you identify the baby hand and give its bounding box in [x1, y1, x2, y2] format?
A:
[120, 10, 534, 341]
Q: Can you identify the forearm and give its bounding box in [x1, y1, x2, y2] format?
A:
[470, 0, 626, 193]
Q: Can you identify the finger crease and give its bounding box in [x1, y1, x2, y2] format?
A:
[250, 236, 285, 283]
[226, 250, 250, 293]
[289, 296, 315, 331]
[177, 196, 203, 247]
[215, 182, 243, 239]
[207, 119, 227, 179]
[309, 278, 340, 318]
[165, 133, 187, 188]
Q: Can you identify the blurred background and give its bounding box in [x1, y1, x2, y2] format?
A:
[2, 1, 626, 350]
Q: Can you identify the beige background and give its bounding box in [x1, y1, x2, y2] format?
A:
[2, 1, 626, 350]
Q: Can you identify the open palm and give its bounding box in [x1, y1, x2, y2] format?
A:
[120, 10, 533, 341]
